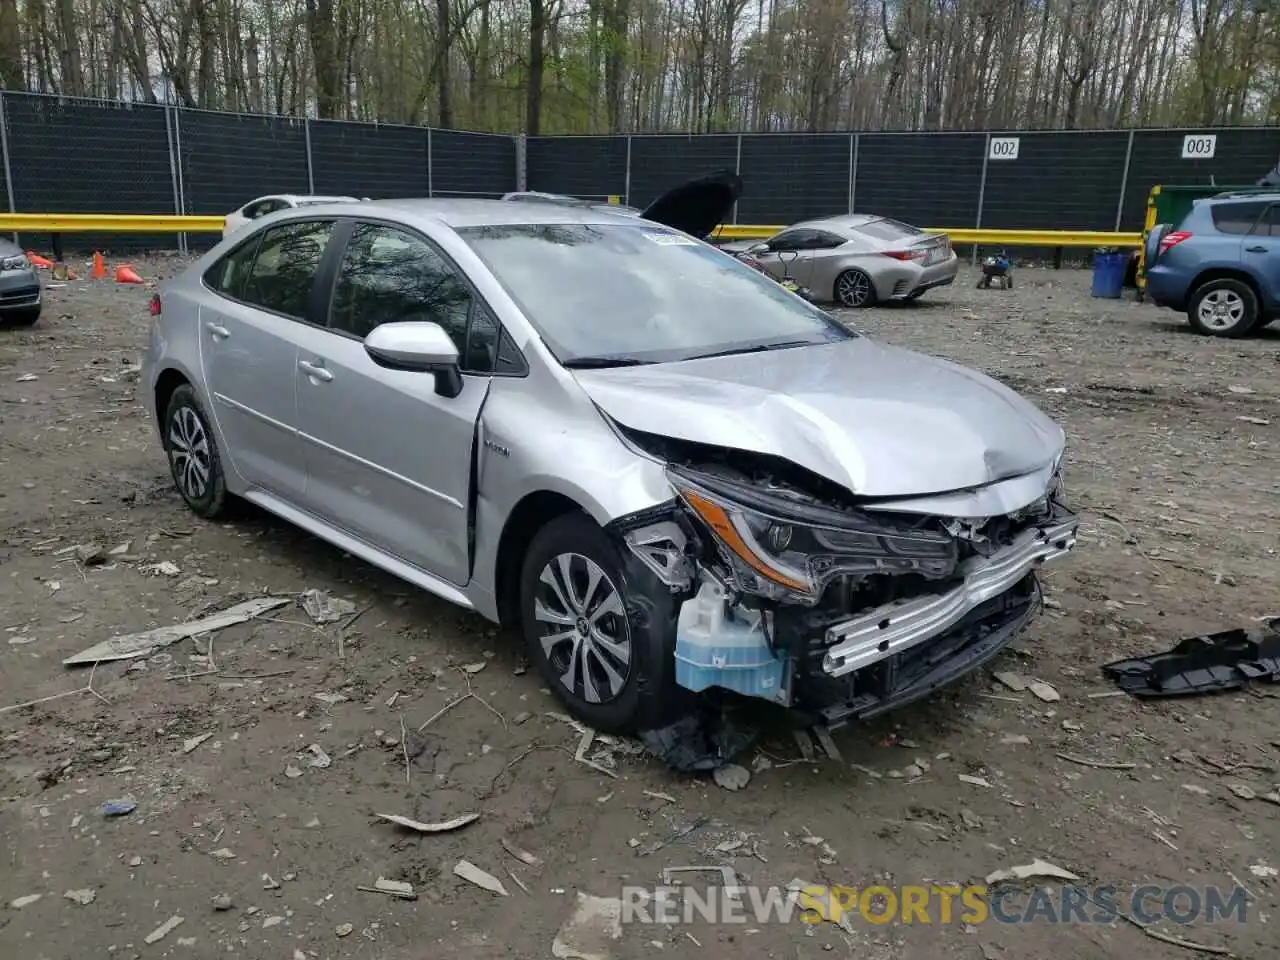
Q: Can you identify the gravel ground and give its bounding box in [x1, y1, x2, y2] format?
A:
[1, 258, 1278, 960]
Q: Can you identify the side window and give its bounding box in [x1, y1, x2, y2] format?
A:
[203, 233, 262, 299]
[462, 302, 525, 375]
[1253, 204, 1280, 238]
[812, 231, 847, 249]
[241, 219, 334, 320]
[1211, 202, 1266, 235]
[330, 223, 472, 350]
[768, 230, 812, 252]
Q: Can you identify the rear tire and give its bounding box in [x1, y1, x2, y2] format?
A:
[519, 512, 686, 734]
[834, 269, 876, 308]
[163, 384, 231, 519]
[0, 305, 40, 328]
[1186, 278, 1260, 338]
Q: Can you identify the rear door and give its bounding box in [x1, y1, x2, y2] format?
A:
[198, 218, 337, 498]
[291, 219, 518, 585]
[758, 229, 830, 285]
[1243, 203, 1280, 312]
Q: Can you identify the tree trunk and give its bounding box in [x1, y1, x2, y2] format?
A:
[526, 0, 545, 134]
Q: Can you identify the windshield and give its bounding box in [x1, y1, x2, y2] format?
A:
[456, 223, 853, 365]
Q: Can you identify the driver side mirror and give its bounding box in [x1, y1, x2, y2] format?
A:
[364, 321, 463, 398]
[748, 242, 770, 254]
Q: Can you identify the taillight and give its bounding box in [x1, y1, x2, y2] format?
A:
[148, 294, 161, 316]
[1159, 230, 1192, 253]
[883, 249, 928, 262]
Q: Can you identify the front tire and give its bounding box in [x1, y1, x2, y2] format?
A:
[163, 384, 230, 519]
[1, 305, 40, 328]
[519, 512, 684, 734]
[834, 269, 876, 308]
[1187, 278, 1260, 338]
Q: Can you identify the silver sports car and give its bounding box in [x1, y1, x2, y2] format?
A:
[726, 214, 958, 307]
[141, 191, 1076, 735]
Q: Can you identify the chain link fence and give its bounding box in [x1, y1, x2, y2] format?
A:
[0, 90, 1277, 252]
[526, 128, 1280, 231]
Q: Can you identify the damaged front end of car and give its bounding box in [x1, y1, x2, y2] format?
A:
[608, 429, 1079, 728]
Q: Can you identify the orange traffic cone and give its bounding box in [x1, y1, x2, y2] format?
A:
[115, 265, 144, 284]
[26, 251, 53, 269]
[91, 251, 107, 280]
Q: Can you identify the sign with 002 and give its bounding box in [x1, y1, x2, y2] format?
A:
[988, 137, 1020, 160]
[1181, 134, 1217, 159]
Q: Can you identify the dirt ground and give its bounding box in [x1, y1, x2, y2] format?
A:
[1, 256, 1278, 960]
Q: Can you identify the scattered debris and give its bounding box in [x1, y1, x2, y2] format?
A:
[1248, 863, 1277, 880]
[63, 889, 95, 905]
[182, 733, 213, 754]
[1028, 680, 1061, 702]
[642, 790, 676, 804]
[305, 744, 331, 769]
[144, 916, 185, 944]
[635, 706, 755, 772]
[1056, 752, 1136, 771]
[1102, 621, 1280, 698]
[958, 774, 991, 788]
[1228, 783, 1256, 800]
[1000, 734, 1031, 745]
[284, 764, 303, 779]
[374, 878, 415, 898]
[63, 597, 291, 666]
[375, 812, 480, 834]
[262, 874, 281, 890]
[299, 588, 357, 624]
[144, 561, 182, 577]
[335, 923, 353, 937]
[501, 838, 541, 866]
[985, 859, 1080, 885]
[574, 729, 619, 780]
[103, 799, 135, 817]
[209, 848, 236, 860]
[313, 692, 349, 706]
[551, 892, 624, 960]
[1237, 415, 1270, 426]
[812, 726, 843, 761]
[453, 860, 509, 896]
[211, 894, 233, 911]
[9, 894, 42, 908]
[712, 763, 750, 791]
[461, 661, 488, 674]
[992, 671, 1029, 692]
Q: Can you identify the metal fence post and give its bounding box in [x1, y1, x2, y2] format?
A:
[623, 135, 632, 206]
[304, 118, 316, 194]
[1115, 128, 1135, 232]
[733, 134, 742, 223]
[973, 132, 991, 265]
[427, 128, 434, 197]
[167, 106, 189, 256]
[0, 92, 15, 244]
[515, 134, 527, 192]
[848, 133, 859, 214]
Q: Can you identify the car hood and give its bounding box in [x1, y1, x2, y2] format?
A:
[572, 338, 1065, 499]
[640, 170, 743, 240]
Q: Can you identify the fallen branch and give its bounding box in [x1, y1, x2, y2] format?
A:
[1056, 752, 1136, 771]
[399, 715, 410, 785]
[0, 661, 110, 715]
[416, 666, 507, 733]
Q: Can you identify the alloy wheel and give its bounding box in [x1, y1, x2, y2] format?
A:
[533, 552, 632, 704]
[1197, 289, 1245, 332]
[837, 270, 872, 307]
[168, 405, 212, 502]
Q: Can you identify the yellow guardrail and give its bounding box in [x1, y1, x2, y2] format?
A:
[0, 213, 1143, 249]
[713, 224, 1143, 246]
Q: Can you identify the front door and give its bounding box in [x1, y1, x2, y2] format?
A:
[198, 219, 336, 498]
[1244, 203, 1280, 315]
[292, 221, 503, 585]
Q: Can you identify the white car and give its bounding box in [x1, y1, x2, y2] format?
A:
[223, 194, 362, 238]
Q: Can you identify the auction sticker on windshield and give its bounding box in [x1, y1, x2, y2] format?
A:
[644, 232, 698, 246]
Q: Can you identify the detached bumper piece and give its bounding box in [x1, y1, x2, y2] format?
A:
[822, 511, 1077, 678]
[1102, 620, 1280, 698]
[801, 575, 1040, 728]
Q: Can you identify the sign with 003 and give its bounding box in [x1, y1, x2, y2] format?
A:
[1181, 134, 1217, 159]
[988, 137, 1020, 160]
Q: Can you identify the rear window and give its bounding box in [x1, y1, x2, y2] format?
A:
[1210, 201, 1267, 235]
[850, 218, 924, 242]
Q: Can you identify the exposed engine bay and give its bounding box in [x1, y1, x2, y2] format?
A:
[610, 426, 1079, 727]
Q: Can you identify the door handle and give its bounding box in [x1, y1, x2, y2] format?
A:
[205, 322, 230, 339]
[298, 359, 334, 382]
[1246, 245, 1268, 253]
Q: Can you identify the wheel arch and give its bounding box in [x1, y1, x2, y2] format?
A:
[153, 366, 194, 432]
[493, 490, 592, 628]
[1190, 267, 1264, 305]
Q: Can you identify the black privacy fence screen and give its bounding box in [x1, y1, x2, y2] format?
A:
[1, 91, 1277, 251]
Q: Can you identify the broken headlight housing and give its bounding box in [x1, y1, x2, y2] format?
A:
[667, 465, 959, 605]
[0, 254, 28, 271]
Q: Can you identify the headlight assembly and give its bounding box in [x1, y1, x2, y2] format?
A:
[0, 254, 29, 271]
[667, 466, 959, 604]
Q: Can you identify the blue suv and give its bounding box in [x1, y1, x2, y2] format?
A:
[1145, 192, 1280, 338]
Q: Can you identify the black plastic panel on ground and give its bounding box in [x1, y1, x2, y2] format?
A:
[737, 135, 850, 225]
[430, 130, 516, 197]
[4, 94, 177, 252]
[526, 136, 628, 200]
[309, 121, 429, 198]
[981, 131, 1128, 231]
[627, 136, 738, 211]
[177, 110, 309, 215]
[854, 134, 985, 228]
[1121, 128, 1280, 231]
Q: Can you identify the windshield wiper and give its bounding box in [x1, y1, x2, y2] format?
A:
[683, 339, 814, 362]
[562, 355, 653, 369]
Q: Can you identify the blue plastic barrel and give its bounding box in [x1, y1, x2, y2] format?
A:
[1091, 252, 1126, 299]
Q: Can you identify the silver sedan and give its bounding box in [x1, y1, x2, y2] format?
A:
[142, 197, 1074, 735]
[727, 214, 958, 307]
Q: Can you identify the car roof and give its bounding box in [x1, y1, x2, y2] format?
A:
[282, 196, 662, 230]
[256, 194, 358, 204]
[786, 214, 882, 234]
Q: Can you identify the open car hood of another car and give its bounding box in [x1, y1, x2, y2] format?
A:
[639, 170, 743, 240]
[571, 338, 1065, 501]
